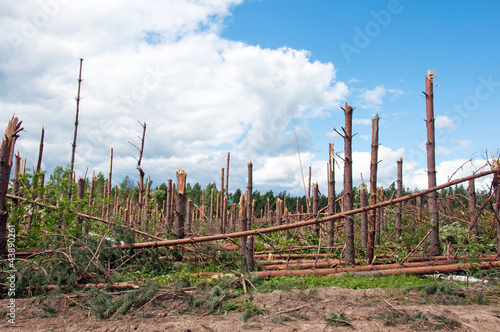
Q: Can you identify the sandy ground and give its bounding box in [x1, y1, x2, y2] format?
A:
[1, 286, 499, 331]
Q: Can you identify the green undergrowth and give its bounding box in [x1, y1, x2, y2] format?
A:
[257, 273, 440, 292]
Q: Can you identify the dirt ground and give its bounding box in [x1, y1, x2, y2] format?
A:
[1, 286, 499, 331]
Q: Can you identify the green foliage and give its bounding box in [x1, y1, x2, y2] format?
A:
[258, 274, 438, 293]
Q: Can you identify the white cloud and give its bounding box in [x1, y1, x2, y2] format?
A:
[0, 1, 348, 193]
[357, 85, 404, 109]
[435, 115, 455, 129]
[353, 118, 372, 125]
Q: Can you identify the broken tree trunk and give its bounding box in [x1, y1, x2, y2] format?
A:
[342, 103, 355, 265]
[327, 143, 335, 247]
[174, 169, 187, 239]
[68, 58, 83, 199]
[220, 167, 225, 233]
[425, 70, 441, 256]
[367, 113, 379, 264]
[0, 116, 23, 256]
[396, 156, 403, 241]
[36, 126, 44, 173]
[166, 178, 172, 230]
[246, 162, 254, 272]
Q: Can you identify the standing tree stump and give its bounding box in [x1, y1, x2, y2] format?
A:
[0, 116, 23, 256]
[174, 169, 187, 239]
[425, 70, 441, 256]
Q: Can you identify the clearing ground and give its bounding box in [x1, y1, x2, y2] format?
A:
[1, 285, 499, 331]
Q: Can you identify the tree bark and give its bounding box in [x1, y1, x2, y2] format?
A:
[360, 186, 368, 249]
[396, 157, 403, 241]
[238, 195, 247, 256]
[313, 183, 319, 238]
[327, 143, 336, 247]
[367, 113, 379, 264]
[425, 70, 441, 256]
[0, 116, 23, 255]
[246, 162, 254, 272]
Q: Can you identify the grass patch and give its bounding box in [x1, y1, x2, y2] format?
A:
[258, 273, 440, 292]
[379, 307, 461, 330]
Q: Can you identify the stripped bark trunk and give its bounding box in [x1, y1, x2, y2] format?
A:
[210, 187, 214, 224]
[135, 122, 146, 216]
[174, 169, 187, 239]
[0, 116, 23, 255]
[425, 70, 441, 256]
[396, 157, 403, 241]
[367, 113, 379, 264]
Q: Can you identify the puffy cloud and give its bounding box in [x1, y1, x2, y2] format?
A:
[0, 0, 348, 193]
[357, 85, 404, 109]
[435, 115, 455, 129]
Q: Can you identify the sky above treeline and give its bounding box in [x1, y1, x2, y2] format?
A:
[1, 0, 499, 195]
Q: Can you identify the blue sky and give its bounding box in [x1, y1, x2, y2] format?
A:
[1, 0, 499, 195]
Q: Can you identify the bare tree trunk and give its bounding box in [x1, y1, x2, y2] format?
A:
[210, 187, 214, 225]
[425, 70, 441, 256]
[313, 182, 319, 238]
[275, 198, 282, 226]
[238, 195, 247, 256]
[13, 152, 20, 200]
[166, 178, 172, 230]
[396, 157, 403, 241]
[342, 103, 355, 265]
[246, 162, 254, 272]
[494, 162, 500, 253]
[174, 169, 187, 239]
[327, 143, 336, 247]
[376, 186, 383, 245]
[69, 58, 84, 199]
[36, 126, 44, 173]
[360, 186, 368, 249]
[135, 122, 147, 214]
[0, 116, 23, 256]
[225, 152, 230, 233]
[367, 113, 379, 264]
[307, 166, 312, 213]
[220, 167, 225, 233]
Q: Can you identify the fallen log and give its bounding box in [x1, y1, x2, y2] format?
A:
[255, 260, 500, 278]
[45, 281, 139, 291]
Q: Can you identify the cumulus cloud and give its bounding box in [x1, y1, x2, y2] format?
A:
[0, 0, 348, 194]
[358, 85, 404, 109]
[435, 115, 455, 129]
